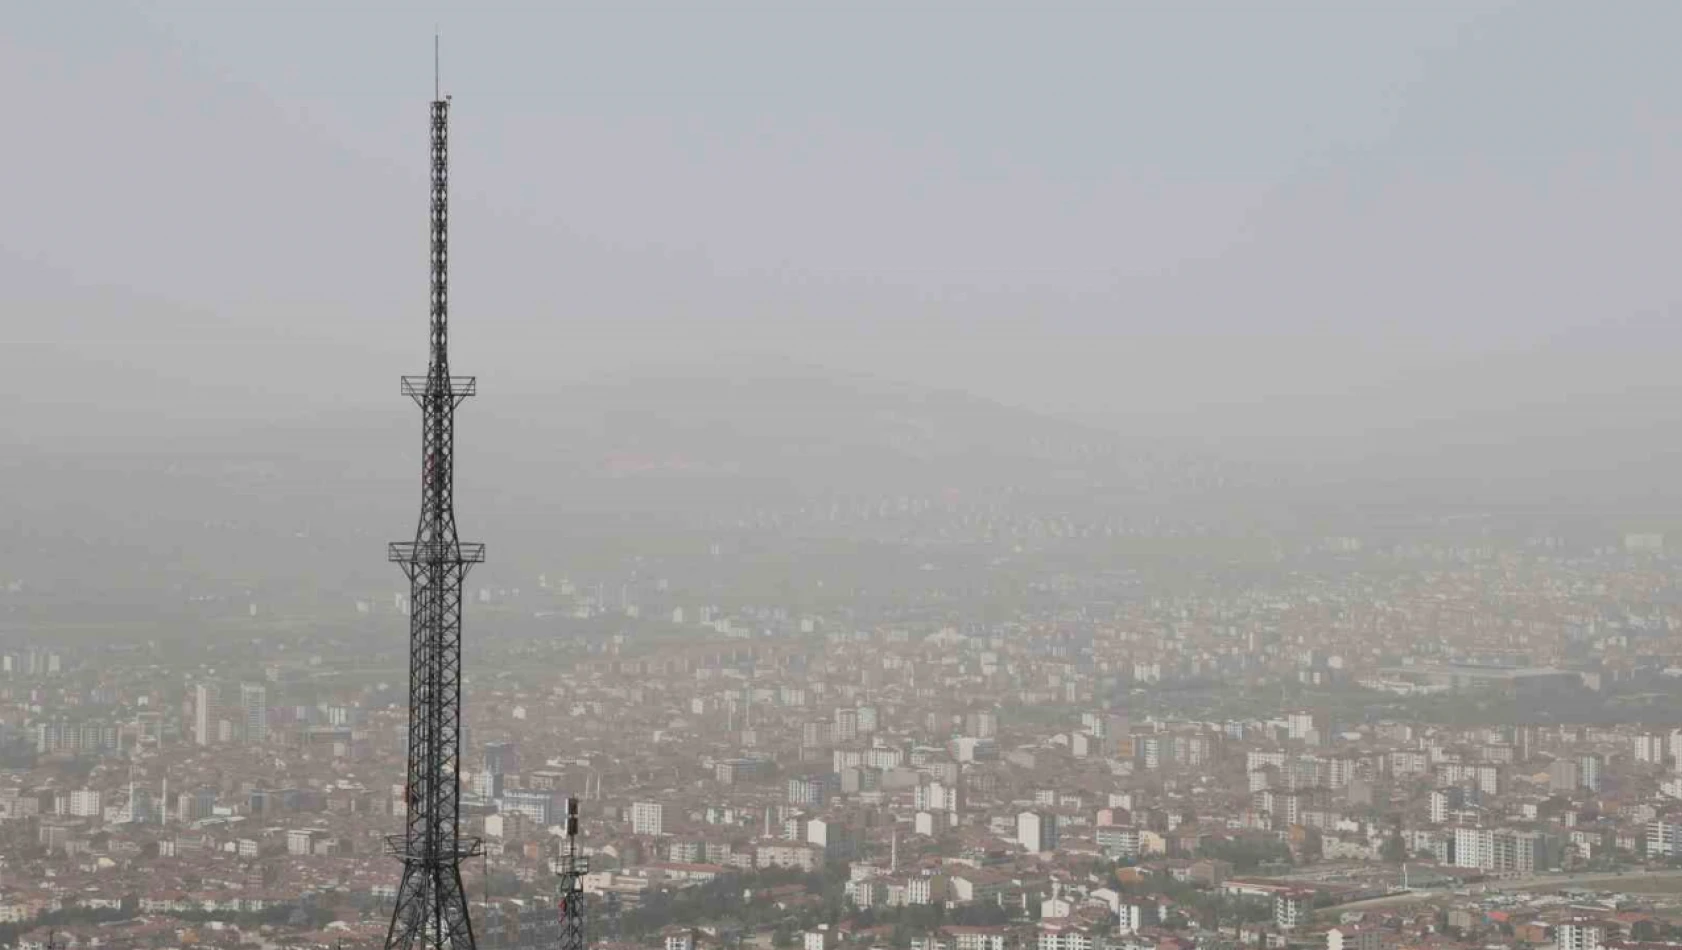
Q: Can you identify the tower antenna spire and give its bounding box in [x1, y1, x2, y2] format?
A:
[434, 30, 440, 100]
[385, 62, 484, 950]
[557, 797, 589, 950]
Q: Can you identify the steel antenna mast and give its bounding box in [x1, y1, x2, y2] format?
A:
[385, 42, 485, 950]
[557, 797, 589, 950]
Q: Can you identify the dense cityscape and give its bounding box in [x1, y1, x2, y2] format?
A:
[8, 4, 1682, 950]
[5, 516, 1682, 950]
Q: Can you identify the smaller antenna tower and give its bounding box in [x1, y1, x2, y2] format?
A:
[557, 797, 588, 950]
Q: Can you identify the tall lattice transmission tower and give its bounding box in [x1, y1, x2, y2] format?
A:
[385, 51, 485, 950]
[557, 797, 589, 950]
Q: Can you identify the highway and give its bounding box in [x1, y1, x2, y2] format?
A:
[1320, 869, 1682, 917]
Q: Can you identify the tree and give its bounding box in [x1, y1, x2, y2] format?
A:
[1201, 838, 1293, 872]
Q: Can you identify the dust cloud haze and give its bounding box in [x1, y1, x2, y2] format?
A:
[10, 6, 1682, 945]
[2, 2, 1680, 596]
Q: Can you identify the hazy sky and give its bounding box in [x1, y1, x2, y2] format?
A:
[5, 1, 1682, 457]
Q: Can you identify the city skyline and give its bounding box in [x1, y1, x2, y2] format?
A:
[5, 5, 1682, 950]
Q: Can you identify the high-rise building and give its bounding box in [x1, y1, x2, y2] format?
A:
[1017, 811, 1058, 853]
[788, 776, 833, 807]
[1634, 733, 1667, 765]
[67, 789, 102, 817]
[1451, 827, 1553, 874]
[194, 683, 220, 746]
[34, 721, 118, 755]
[802, 721, 834, 748]
[499, 789, 555, 824]
[483, 741, 517, 777]
[1137, 735, 1173, 771]
[1429, 788, 1463, 824]
[1274, 891, 1308, 930]
[1436, 761, 1502, 797]
[1578, 754, 1603, 793]
[1326, 927, 1384, 950]
[1515, 725, 1537, 762]
[1548, 758, 1580, 793]
[1286, 711, 1323, 745]
[631, 801, 664, 836]
[471, 770, 501, 799]
[1555, 920, 1605, 950]
[834, 708, 859, 743]
[477, 741, 515, 798]
[914, 780, 964, 816]
[1647, 820, 1682, 858]
[715, 757, 772, 785]
[857, 706, 878, 734]
[240, 683, 268, 744]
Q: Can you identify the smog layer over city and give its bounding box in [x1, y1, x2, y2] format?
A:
[7, 3, 1682, 950]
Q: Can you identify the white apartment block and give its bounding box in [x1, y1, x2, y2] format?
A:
[66, 789, 101, 818]
[1647, 820, 1682, 858]
[1327, 928, 1385, 950]
[1037, 926, 1094, 950]
[631, 801, 664, 836]
[1452, 827, 1550, 875]
[1017, 811, 1058, 853]
[1555, 920, 1603, 950]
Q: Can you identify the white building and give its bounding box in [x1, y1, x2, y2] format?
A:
[946, 930, 1006, 950]
[193, 682, 219, 746]
[803, 926, 835, 950]
[1017, 811, 1058, 853]
[67, 789, 101, 818]
[1095, 825, 1141, 857]
[906, 874, 947, 905]
[1634, 733, 1667, 765]
[834, 708, 860, 742]
[757, 842, 821, 872]
[863, 747, 904, 769]
[915, 780, 963, 815]
[1555, 920, 1604, 950]
[1437, 762, 1502, 797]
[1429, 789, 1451, 825]
[1119, 902, 1158, 934]
[1037, 924, 1094, 950]
[1136, 735, 1172, 770]
[1647, 820, 1682, 858]
[1452, 826, 1550, 874]
[1327, 927, 1384, 950]
[287, 829, 318, 856]
[632, 801, 664, 836]
[1275, 891, 1309, 930]
[240, 682, 268, 743]
[857, 706, 879, 734]
[500, 789, 554, 824]
[1578, 754, 1603, 793]
[788, 776, 831, 807]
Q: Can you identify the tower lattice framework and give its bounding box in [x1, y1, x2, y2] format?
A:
[385, 93, 485, 950]
[557, 798, 589, 950]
